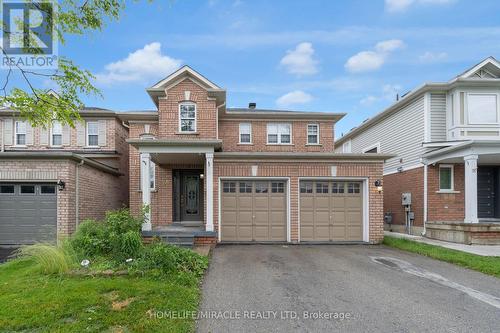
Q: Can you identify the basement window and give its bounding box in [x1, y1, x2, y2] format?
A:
[439, 165, 454, 191]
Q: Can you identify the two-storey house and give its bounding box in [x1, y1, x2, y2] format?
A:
[335, 57, 500, 245]
[121, 66, 389, 246]
[0, 107, 129, 245]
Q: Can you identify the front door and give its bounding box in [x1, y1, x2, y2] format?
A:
[477, 167, 498, 219]
[180, 172, 202, 221]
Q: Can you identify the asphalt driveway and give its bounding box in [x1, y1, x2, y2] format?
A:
[197, 245, 500, 333]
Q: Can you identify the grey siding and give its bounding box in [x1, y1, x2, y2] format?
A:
[430, 93, 447, 142]
[335, 95, 426, 174]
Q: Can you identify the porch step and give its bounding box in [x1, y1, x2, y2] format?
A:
[160, 234, 195, 248]
[173, 221, 204, 228]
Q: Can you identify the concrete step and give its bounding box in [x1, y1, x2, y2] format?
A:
[173, 221, 204, 228]
[160, 234, 195, 248]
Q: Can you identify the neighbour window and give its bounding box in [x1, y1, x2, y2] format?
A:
[179, 103, 196, 132]
[439, 165, 454, 191]
[307, 124, 319, 144]
[271, 182, 285, 193]
[363, 143, 380, 153]
[239, 123, 252, 143]
[267, 123, 291, 144]
[467, 93, 498, 124]
[15, 121, 27, 145]
[239, 182, 252, 193]
[51, 121, 62, 146]
[300, 181, 313, 193]
[255, 182, 269, 193]
[332, 182, 345, 194]
[0, 185, 14, 194]
[342, 140, 351, 153]
[316, 182, 329, 193]
[223, 182, 236, 193]
[348, 183, 361, 194]
[87, 121, 99, 147]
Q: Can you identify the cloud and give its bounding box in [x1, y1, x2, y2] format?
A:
[280, 42, 318, 76]
[419, 51, 448, 63]
[385, 0, 455, 13]
[95, 42, 182, 85]
[276, 90, 313, 107]
[360, 84, 401, 106]
[345, 39, 404, 73]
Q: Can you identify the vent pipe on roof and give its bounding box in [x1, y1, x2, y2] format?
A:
[248, 102, 256, 109]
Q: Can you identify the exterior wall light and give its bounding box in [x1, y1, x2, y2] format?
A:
[200, 174, 205, 180]
[57, 180, 66, 191]
[374, 179, 383, 193]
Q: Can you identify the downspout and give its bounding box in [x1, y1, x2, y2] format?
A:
[216, 102, 225, 140]
[121, 121, 130, 129]
[421, 158, 428, 236]
[75, 160, 84, 228]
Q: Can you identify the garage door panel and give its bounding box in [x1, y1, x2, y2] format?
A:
[269, 196, 285, 209]
[270, 211, 286, 223]
[300, 180, 363, 242]
[254, 197, 269, 210]
[238, 196, 253, 209]
[238, 226, 253, 241]
[222, 196, 237, 209]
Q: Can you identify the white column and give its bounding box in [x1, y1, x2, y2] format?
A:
[464, 154, 479, 224]
[205, 152, 214, 232]
[141, 153, 152, 231]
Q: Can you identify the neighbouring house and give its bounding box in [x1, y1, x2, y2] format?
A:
[0, 107, 129, 245]
[335, 57, 500, 245]
[120, 66, 389, 246]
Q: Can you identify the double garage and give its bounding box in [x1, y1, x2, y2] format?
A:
[220, 179, 366, 243]
[0, 183, 57, 245]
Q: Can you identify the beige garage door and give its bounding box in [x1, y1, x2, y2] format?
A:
[300, 180, 363, 242]
[221, 180, 287, 242]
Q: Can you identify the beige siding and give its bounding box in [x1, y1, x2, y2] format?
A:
[430, 93, 447, 142]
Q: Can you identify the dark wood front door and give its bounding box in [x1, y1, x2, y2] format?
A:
[477, 167, 498, 219]
[180, 172, 203, 221]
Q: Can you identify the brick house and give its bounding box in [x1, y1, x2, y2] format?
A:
[0, 107, 129, 245]
[121, 66, 389, 246]
[335, 57, 500, 245]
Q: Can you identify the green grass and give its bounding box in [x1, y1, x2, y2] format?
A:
[0, 259, 203, 332]
[383, 236, 500, 278]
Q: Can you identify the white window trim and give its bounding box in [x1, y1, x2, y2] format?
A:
[466, 92, 500, 125]
[178, 102, 197, 133]
[306, 123, 320, 145]
[362, 142, 381, 153]
[266, 122, 292, 145]
[14, 120, 27, 147]
[238, 122, 252, 144]
[437, 164, 458, 193]
[342, 140, 352, 153]
[86, 121, 99, 147]
[50, 121, 63, 147]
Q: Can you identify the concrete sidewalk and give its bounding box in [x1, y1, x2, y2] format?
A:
[385, 231, 500, 256]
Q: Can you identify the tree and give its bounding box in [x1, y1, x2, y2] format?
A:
[0, 0, 129, 127]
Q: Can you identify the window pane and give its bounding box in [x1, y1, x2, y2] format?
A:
[240, 134, 251, 143]
[52, 134, 62, 146]
[52, 121, 62, 134]
[16, 121, 26, 134]
[268, 134, 278, 143]
[332, 182, 345, 193]
[308, 135, 318, 144]
[440, 167, 452, 190]
[316, 182, 329, 193]
[255, 182, 268, 193]
[271, 182, 285, 193]
[16, 134, 26, 145]
[280, 123, 291, 134]
[149, 162, 155, 189]
[181, 120, 195, 132]
[223, 182, 236, 193]
[468, 94, 498, 124]
[87, 122, 98, 135]
[280, 134, 291, 143]
[20, 185, 35, 194]
[41, 185, 56, 194]
[239, 182, 252, 193]
[300, 181, 313, 193]
[0, 185, 14, 194]
[88, 135, 98, 146]
[348, 183, 360, 194]
[239, 123, 251, 134]
[267, 123, 278, 134]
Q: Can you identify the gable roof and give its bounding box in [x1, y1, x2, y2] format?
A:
[335, 56, 500, 146]
[146, 65, 226, 107]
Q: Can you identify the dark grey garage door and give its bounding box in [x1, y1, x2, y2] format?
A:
[0, 183, 57, 245]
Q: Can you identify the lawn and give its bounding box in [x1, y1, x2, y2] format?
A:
[0, 258, 203, 332]
[383, 236, 500, 278]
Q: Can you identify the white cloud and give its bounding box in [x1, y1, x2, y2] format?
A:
[345, 39, 404, 73]
[276, 90, 313, 107]
[419, 51, 448, 63]
[280, 42, 318, 76]
[385, 0, 455, 13]
[360, 84, 401, 106]
[95, 42, 182, 85]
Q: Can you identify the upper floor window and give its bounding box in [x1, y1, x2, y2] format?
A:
[307, 124, 319, 144]
[179, 103, 196, 133]
[267, 123, 291, 144]
[51, 121, 62, 146]
[239, 123, 252, 143]
[362, 143, 380, 154]
[15, 121, 26, 146]
[467, 93, 498, 124]
[86, 121, 99, 147]
[342, 140, 351, 153]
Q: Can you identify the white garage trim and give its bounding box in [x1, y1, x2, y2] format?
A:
[298, 177, 370, 243]
[217, 177, 291, 243]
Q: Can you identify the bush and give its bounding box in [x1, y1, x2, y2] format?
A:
[17, 242, 76, 274]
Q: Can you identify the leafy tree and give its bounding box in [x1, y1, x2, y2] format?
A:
[0, 0, 130, 127]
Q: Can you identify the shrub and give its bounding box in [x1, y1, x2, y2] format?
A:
[71, 219, 109, 257]
[17, 242, 76, 274]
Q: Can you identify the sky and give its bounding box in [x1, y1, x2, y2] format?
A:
[5, 0, 500, 137]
